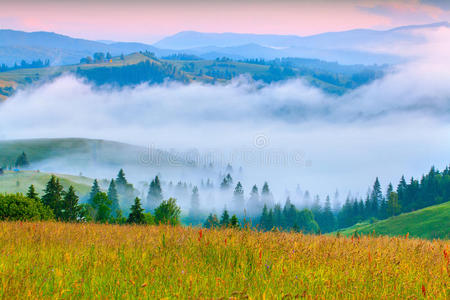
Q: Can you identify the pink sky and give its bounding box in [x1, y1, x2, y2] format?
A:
[1, 0, 449, 43]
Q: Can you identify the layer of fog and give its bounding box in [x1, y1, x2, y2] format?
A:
[0, 28, 449, 213]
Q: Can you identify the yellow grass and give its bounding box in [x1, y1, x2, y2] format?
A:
[0, 222, 448, 299]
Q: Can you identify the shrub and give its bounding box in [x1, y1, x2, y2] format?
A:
[0, 193, 54, 221]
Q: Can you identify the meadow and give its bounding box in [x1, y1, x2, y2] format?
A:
[0, 222, 448, 299]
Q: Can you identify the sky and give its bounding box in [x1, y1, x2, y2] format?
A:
[0, 0, 449, 43]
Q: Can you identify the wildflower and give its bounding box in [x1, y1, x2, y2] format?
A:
[421, 284, 426, 297]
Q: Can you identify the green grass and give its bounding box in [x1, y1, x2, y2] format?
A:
[337, 201, 450, 240]
[0, 170, 93, 197]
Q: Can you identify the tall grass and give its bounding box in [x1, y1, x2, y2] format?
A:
[0, 221, 448, 299]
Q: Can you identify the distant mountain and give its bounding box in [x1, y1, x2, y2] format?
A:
[0, 30, 166, 66]
[155, 22, 449, 64]
[1, 22, 448, 67]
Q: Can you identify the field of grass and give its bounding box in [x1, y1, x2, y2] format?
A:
[0, 222, 448, 299]
[0, 170, 93, 197]
[337, 201, 450, 240]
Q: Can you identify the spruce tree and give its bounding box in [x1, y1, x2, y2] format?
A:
[189, 186, 200, 217]
[232, 182, 244, 213]
[247, 185, 261, 215]
[42, 175, 64, 218]
[15, 152, 30, 168]
[26, 184, 39, 201]
[220, 209, 230, 227]
[92, 192, 111, 223]
[107, 179, 120, 217]
[204, 214, 219, 228]
[370, 177, 382, 218]
[320, 195, 336, 233]
[61, 186, 81, 222]
[230, 214, 239, 228]
[261, 182, 274, 207]
[89, 179, 101, 206]
[147, 176, 163, 211]
[127, 197, 145, 224]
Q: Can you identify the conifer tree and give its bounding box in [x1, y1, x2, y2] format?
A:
[220, 209, 230, 227]
[89, 179, 101, 206]
[61, 186, 81, 222]
[232, 182, 244, 213]
[204, 213, 219, 228]
[127, 197, 145, 224]
[220, 174, 233, 189]
[189, 186, 200, 217]
[370, 177, 382, 218]
[261, 182, 274, 207]
[107, 179, 120, 217]
[147, 176, 163, 211]
[42, 175, 64, 218]
[26, 184, 39, 201]
[92, 192, 111, 223]
[247, 185, 261, 215]
[230, 214, 239, 228]
[116, 169, 128, 187]
[15, 152, 30, 168]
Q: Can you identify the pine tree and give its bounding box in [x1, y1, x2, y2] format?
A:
[370, 177, 382, 218]
[247, 185, 261, 216]
[127, 197, 145, 224]
[204, 214, 219, 228]
[220, 174, 233, 189]
[220, 209, 230, 227]
[232, 182, 244, 213]
[230, 214, 239, 228]
[92, 192, 112, 223]
[261, 182, 274, 207]
[189, 186, 200, 217]
[107, 179, 120, 217]
[116, 169, 128, 187]
[89, 179, 101, 206]
[42, 175, 64, 218]
[320, 195, 336, 233]
[26, 184, 39, 201]
[61, 186, 81, 221]
[15, 152, 30, 168]
[147, 176, 163, 211]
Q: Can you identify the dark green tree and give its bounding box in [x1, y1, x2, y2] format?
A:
[204, 213, 219, 228]
[230, 214, 239, 228]
[220, 174, 233, 189]
[41, 175, 64, 218]
[127, 197, 145, 224]
[15, 152, 30, 168]
[107, 179, 120, 217]
[26, 184, 39, 201]
[220, 209, 230, 227]
[88, 179, 101, 206]
[92, 192, 112, 223]
[61, 186, 81, 222]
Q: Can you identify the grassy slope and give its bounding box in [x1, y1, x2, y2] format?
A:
[0, 170, 93, 197]
[337, 201, 450, 240]
[0, 137, 177, 168]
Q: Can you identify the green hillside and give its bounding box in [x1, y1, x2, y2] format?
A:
[0, 170, 93, 198]
[337, 201, 450, 240]
[0, 138, 183, 168]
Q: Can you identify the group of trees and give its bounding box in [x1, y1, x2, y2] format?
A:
[0, 59, 50, 72]
[80, 52, 113, 64]
[76, 60, 183, 86]
[259, 199, 319, 233]
[338, 167, 450, 229]
[203, 209, 239, 229]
